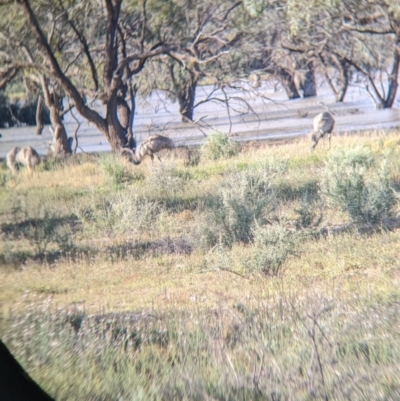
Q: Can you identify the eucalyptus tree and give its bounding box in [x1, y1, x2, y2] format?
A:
[338, 0, 400, 108]
[282, 0, 400, 107]
[0, 1, 81, 154]
[0, 0, 180, 153]
[236, 0, 320, 100]
[137, 0, 243, 122]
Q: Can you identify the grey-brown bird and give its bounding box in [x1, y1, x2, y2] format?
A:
[7, 145, 41, 173]
[311, 112, 335, 150]
[123, 134, 175, 164]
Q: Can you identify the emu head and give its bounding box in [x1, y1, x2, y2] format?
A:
[121, 148, 141, 165]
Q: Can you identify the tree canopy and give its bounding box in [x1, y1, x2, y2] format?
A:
[1, 0, 399, 150]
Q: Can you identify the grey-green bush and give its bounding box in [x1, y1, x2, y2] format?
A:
[197, 166, 277, 248]
[201, 131, 239, 161]
[144, 163, 189, 201]
[322, 149, 396, 225]
[252, 223, 297, 275]
[99, 154, 130, 187]
[77, 193, 160, 240]
[294, 192, 323, 231]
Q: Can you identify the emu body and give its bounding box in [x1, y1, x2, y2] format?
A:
[7, 146, 41, 173]
[311, 112, 335, 150]
[124, 134, 175, 164]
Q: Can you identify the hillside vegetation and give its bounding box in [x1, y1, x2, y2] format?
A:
[1, 131, 400, 400]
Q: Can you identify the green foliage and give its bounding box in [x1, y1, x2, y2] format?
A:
[286, 0, 341, 36]
[294, 191, 323, 230]
[3, 296, 400, 400]
[327, 146, 376, 169]
[144, 163, 189, 200]
[77, 193, 160, 240]
[322, 148, 396, 225]
[201, 131, 239, 161]
[197, 165, 276, 248]
[1, 201, 76, 257]
[243, 0, 265, 17]
[251, 222, 297, 275]
[99, 154, 133, 188]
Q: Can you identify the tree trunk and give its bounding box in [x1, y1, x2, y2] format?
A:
[35, 95, 44, 135]
[48, 92, 72, 157]
[383, 48, 400, 108]
[117, 97, 130, 130]
[50, 124, 73, 156]
[336, 60, 349, 102]
[321, 54, 349, 103]
[126, 83, 136, 149]
[49, 103, 72, 156]
[39, 75, 72, 157]
[105, 92, 130, 152]
[177, 79, 197, 122]
[302, 61, 317, 97]
[276, 67, 300, 99]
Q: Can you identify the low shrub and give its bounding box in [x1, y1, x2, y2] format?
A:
[201, 131, 239, 161]
[99, 154, 133, 187]
[294, 191, 323, 231]
[195, 166, 277, 248]
[1, 202, 77, 257]
[251, 222, 298, 275]
[77, 193, 160, 240]
[322, 149, 396, 226]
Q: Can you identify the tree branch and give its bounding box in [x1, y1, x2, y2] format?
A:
[0, 66, 19, 89]
[18, 0, 107, 133]
[62, 6, 99, 91]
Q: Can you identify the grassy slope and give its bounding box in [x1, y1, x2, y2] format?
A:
[0, 131, 400, 400]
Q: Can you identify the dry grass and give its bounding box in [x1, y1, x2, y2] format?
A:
[1, 130, 399, 309]
[1, 129, 400, 400]
[1, 229, 399, 315]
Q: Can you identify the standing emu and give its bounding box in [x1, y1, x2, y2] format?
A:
[7, 146, 41, 173]
[311, 112, 335, 150]
[123, 134, 175, 164]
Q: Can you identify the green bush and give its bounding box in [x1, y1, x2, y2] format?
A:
[322, 149, 396, 225]
[77, 193, 160, 240]
[99, 154, 131, 187]
[326, 146, 376, 169]
[197, 166, 276, 248]
[144, 163, 189, 201]
[1, 202, 76, 257]
[294, 192, 323, 231]
[201, 131, 239, 161]
[251, 223, 297, 275]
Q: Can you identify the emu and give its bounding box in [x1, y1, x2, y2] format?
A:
[7, 146, 41, 173]
[311, 112, 335, 150]
[123, 134, 175, 164]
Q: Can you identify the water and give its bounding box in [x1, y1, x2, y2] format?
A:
[1, 82, 399, 158]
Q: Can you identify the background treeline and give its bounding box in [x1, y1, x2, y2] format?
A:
[1, 0, 399, 149]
